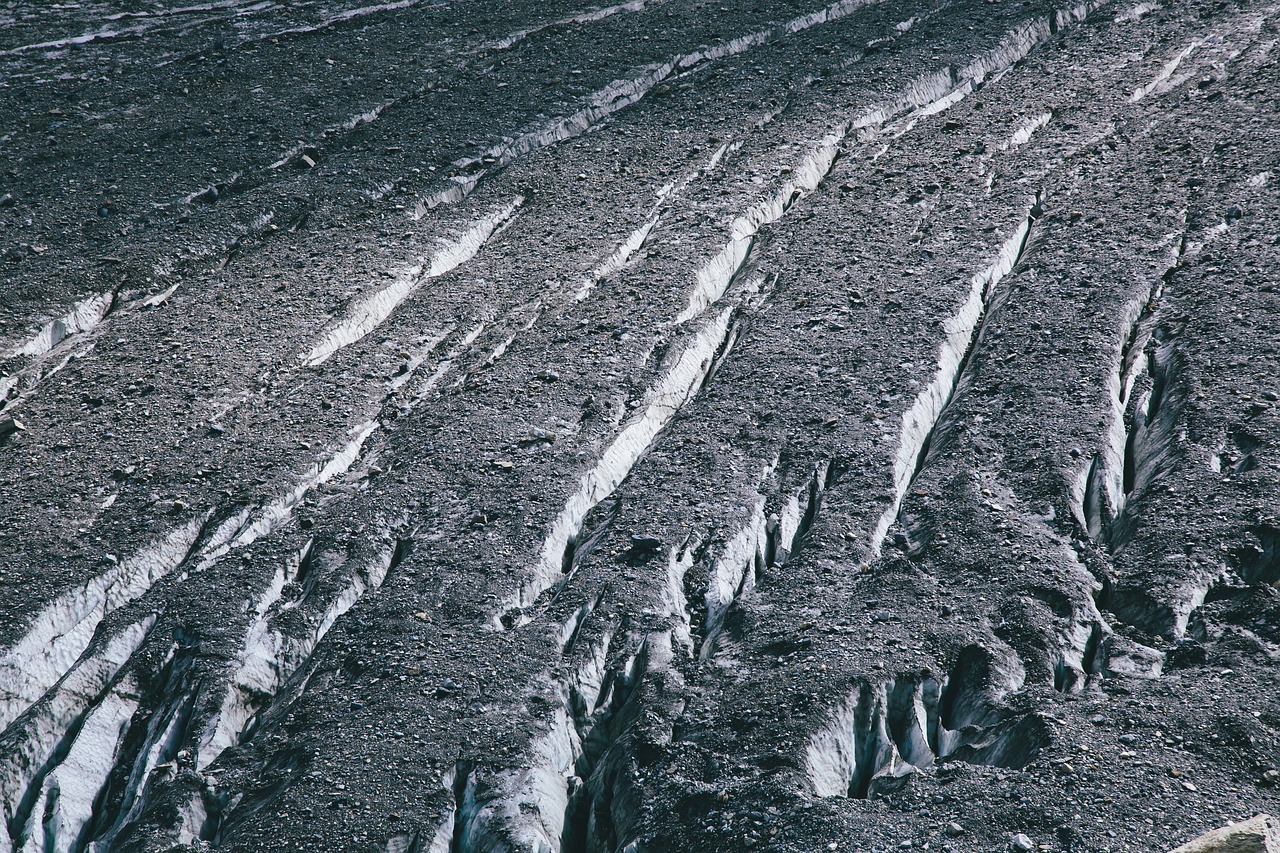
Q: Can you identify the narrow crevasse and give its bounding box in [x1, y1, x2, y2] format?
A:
[303, 199, 522, 366]
[0, 618, 154, 853]
[1072, 229, 1184, 540]
[486, 0, 655, 51]
[0, 519, 207, 732]
[412, 0, 886, 214]
[508, 3, 1097, 630]
[5, 672, 141, 853]
[806, 647, 1043, 799]
[500, 289, 754, 628]
[432, 629, 670, 853]
[674, 132, 845, 325]
[4, 290, 115, 362]
[196, 543, 396, 770]
[699, 461, 834, 660]
[191, 420, 378, 572]
[870, 202, 1039, 555]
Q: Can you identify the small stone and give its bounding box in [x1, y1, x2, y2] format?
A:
[0, 417, 25, 437]
[1182, 781, 1197, 792]
[208, 422, 225, 436]
[946, 822, 965, 837]
[1261, 769, 1279, 786]
[492, 459, 513, 470]
[0, 193, 14, 207]
[1054, 763, 1074, 775]
[1011, 834, 1035, 852]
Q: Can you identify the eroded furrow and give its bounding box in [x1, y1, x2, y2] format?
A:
[303, 200, 523, 367]
[871, 199, 1039, 555]
[806, 647, 1047, 799]
[0, 520, 207, 733]
[411, 0, 886, 215]
[501, 290, 757, 628]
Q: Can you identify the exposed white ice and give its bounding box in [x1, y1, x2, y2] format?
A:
[507, 295, 749, 624]
[1114, 2, 1162, 22]
[1130, 40, 1200, 101]
[870, 209, 1034, 555]
[257, 0, 417, 43]
[269, 100, 395, 170]
[488, 0, 654, 51]
[304, 199, 522, 366]
[413, 0, 884, 214]
[386, 327, 453, 392]
[675, 131, 844, 325]
[411, 321, 487, 403]
[0, 519, 206, 731]
[197, 545, 394, 770]
[193, 420, 377, 571]
[806, 681, 917, 797]
[574, 185, 670, 302]
[0, 618, 153, 853]
[700, 497, 768, 659]
[1005, 112, 1052, 148]
[13, 676, 139, 853]
[6, 291, 113, 360]
[456, 638, 612, 852]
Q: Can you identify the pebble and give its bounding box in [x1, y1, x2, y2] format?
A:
[945, 822, 965, 837]
[1011, 834, 1035, 852]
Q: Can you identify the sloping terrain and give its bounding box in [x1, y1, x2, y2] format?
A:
[0, 1, 1278, 851]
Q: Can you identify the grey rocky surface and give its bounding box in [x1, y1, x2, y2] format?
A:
[1, 0, 1278, 851]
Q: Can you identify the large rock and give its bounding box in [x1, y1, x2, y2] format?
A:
[1169, 816, 1280, 853]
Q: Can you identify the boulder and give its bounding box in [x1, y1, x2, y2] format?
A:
[1168, 815, 1280, 853]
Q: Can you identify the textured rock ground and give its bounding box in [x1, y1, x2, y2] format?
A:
[1, 1, 1278, 851]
